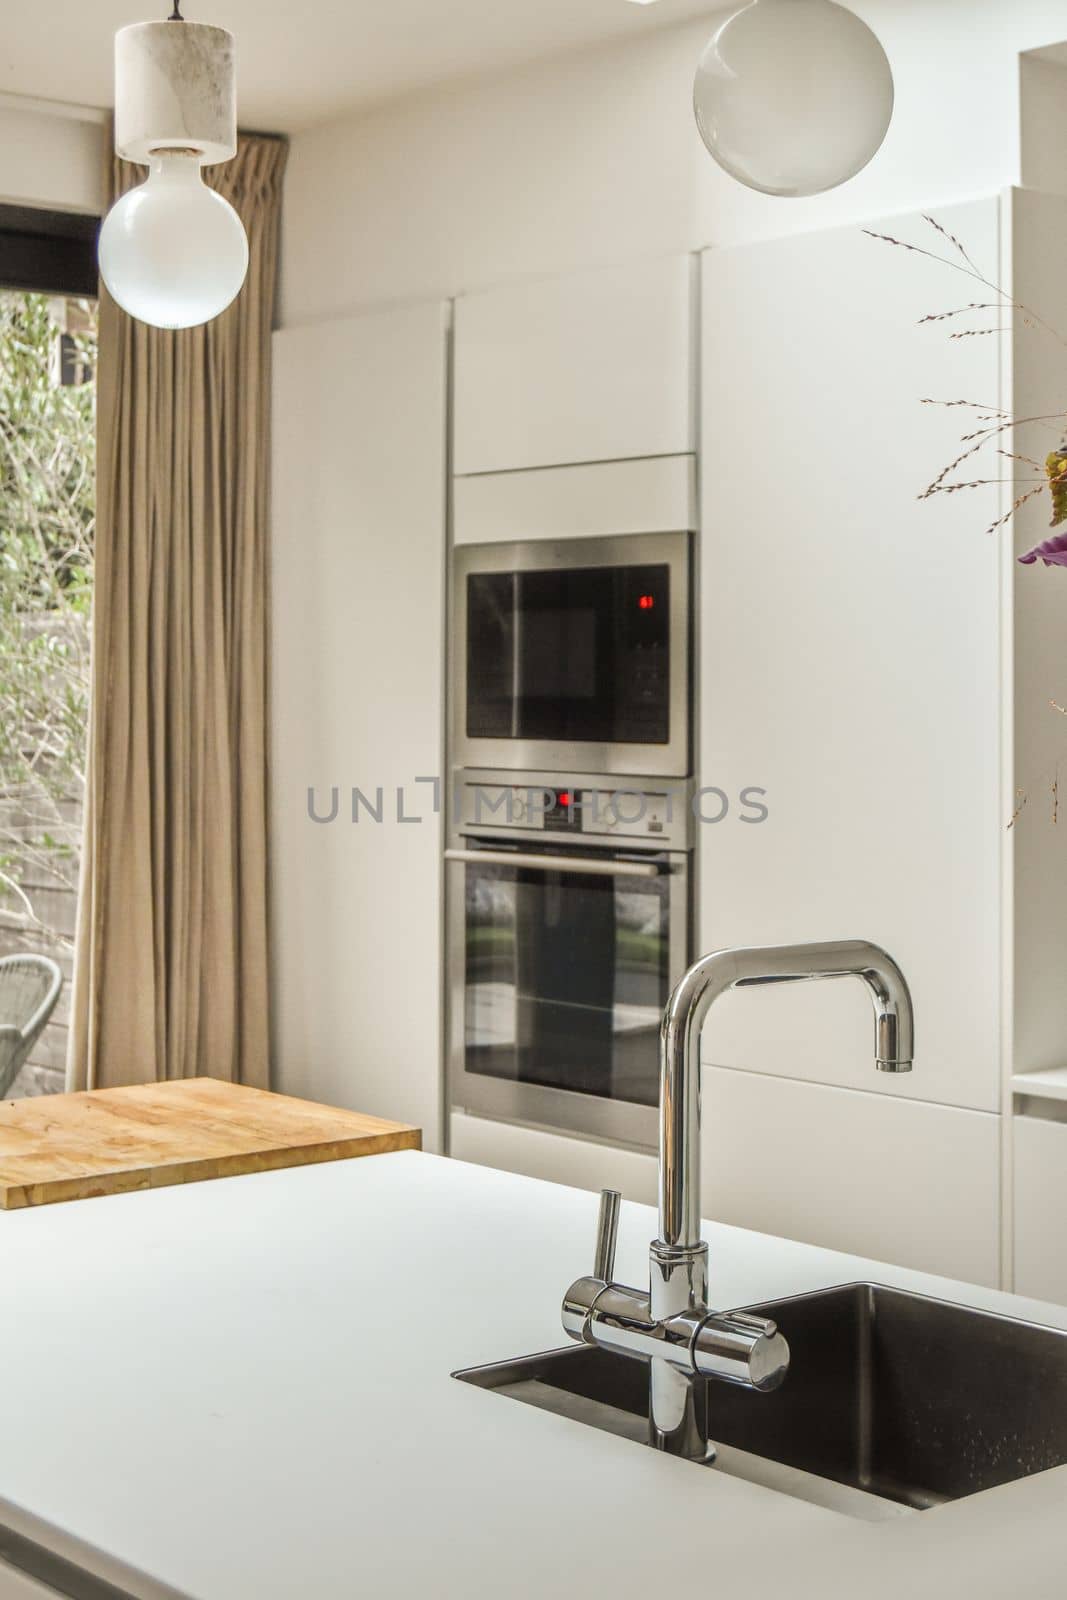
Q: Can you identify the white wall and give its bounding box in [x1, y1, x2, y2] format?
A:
[0, 98, 105, 216]
[1020, 50, 1067, 197]
[281, 0, 1067, 326]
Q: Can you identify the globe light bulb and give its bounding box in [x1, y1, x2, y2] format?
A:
[98, 152, 249, 329]
[693, 0, 894, 197]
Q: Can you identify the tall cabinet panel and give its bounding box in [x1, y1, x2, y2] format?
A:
[1007, 186, 1067, 1299]
[699, 198, 1004, 1122]
[271, 304, 448, 1149]
[1008, 186, 1067, 1081]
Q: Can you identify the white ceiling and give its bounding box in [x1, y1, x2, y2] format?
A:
[0, 0, 720, 134]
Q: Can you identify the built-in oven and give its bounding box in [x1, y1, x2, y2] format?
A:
[446, 769, 692, 1150]
[452, 532, 690, 778]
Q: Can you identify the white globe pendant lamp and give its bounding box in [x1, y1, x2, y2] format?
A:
[98, 2, 249, 329]
[693, 0, 894, 197]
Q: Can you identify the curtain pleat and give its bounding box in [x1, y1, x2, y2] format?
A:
[67, 131, 288, 1090]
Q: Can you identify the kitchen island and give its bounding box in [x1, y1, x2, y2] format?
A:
[0, 1148, 1063, 1599]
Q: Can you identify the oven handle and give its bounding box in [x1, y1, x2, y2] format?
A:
[444, 847, 662, 880]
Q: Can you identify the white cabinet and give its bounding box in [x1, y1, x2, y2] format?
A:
[699, 198, 1004, 1118]
[450, 1112, 658, 1205]
[704, 1069, 1001, 1287]
[693, 189, 1067, 1284]
[451, 1088, 1001, 1289]
[453, 455, 697, 545]
[271, 304, 448, 1149]
[1014, 1113, 1067, 1303]
[453, 254, 695, 475]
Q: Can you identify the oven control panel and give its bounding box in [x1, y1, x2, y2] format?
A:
[456, 775, 692, 849]
[590, 789, 672, 839]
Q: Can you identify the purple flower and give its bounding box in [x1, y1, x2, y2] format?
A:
[1019, 531, 1067, 567]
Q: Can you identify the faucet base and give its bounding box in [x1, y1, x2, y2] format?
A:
[650, 1361, 711, 1459]
[649, 1239, 709, 1457]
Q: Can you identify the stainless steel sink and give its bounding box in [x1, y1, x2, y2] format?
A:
[455, 1283, 1067, 1512]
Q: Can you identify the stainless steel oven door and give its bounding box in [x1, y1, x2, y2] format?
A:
[452, 531, 690, 778]
[446, 838, 689, 1150]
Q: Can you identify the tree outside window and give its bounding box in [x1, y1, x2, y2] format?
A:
[0, 291, 96, 1095]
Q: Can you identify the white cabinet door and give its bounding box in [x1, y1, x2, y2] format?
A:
[450, 1112, 658, 1206]
[703, 1069, 1001, 1287]
[454, 254, 695, 474]
[1014, 1113, 1067, 1304]
[453, 456, 697, 545]
[699, 198, 1004, 1116]
[272, 304, 448, 1149]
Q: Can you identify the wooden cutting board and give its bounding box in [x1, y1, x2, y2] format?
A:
[0, 1077, 421, 1209]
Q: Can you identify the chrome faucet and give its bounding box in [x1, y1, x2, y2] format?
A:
[562, 939, 915, 1461]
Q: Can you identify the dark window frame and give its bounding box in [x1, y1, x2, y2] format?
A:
[0, 204, 100, 298]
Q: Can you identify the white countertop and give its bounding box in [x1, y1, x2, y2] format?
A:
[0, 1149, 1065, 1600]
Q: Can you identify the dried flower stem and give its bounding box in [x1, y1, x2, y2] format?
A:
[985, 484, 1046, 535]
[864, 221, 1067, 349]
[918, 304, 1001, 325]
[922, 213, 982, 273]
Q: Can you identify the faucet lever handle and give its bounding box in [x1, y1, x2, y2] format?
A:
[592, 1189, 621, 1282]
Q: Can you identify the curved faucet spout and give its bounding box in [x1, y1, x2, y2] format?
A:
[658, 940, 915, 1253]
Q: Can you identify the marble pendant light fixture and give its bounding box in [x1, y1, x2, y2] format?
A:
[98, 1, 249, 328]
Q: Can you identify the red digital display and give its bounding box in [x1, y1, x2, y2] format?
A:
[638, 594, 655, 611]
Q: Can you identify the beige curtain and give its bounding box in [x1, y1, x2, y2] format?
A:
[67, 132, 288, 1091]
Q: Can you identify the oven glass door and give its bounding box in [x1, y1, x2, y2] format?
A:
[461, 847, 670, 1113]
[466, 562, 670, 747]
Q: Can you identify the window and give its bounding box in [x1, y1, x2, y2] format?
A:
[0, 205, 99, 1096]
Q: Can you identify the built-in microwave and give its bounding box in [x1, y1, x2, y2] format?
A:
[452, 532, 690, 778]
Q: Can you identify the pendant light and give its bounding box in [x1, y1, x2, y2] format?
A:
[693, 0, 894, 197]
[98, 2, 249, 329]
